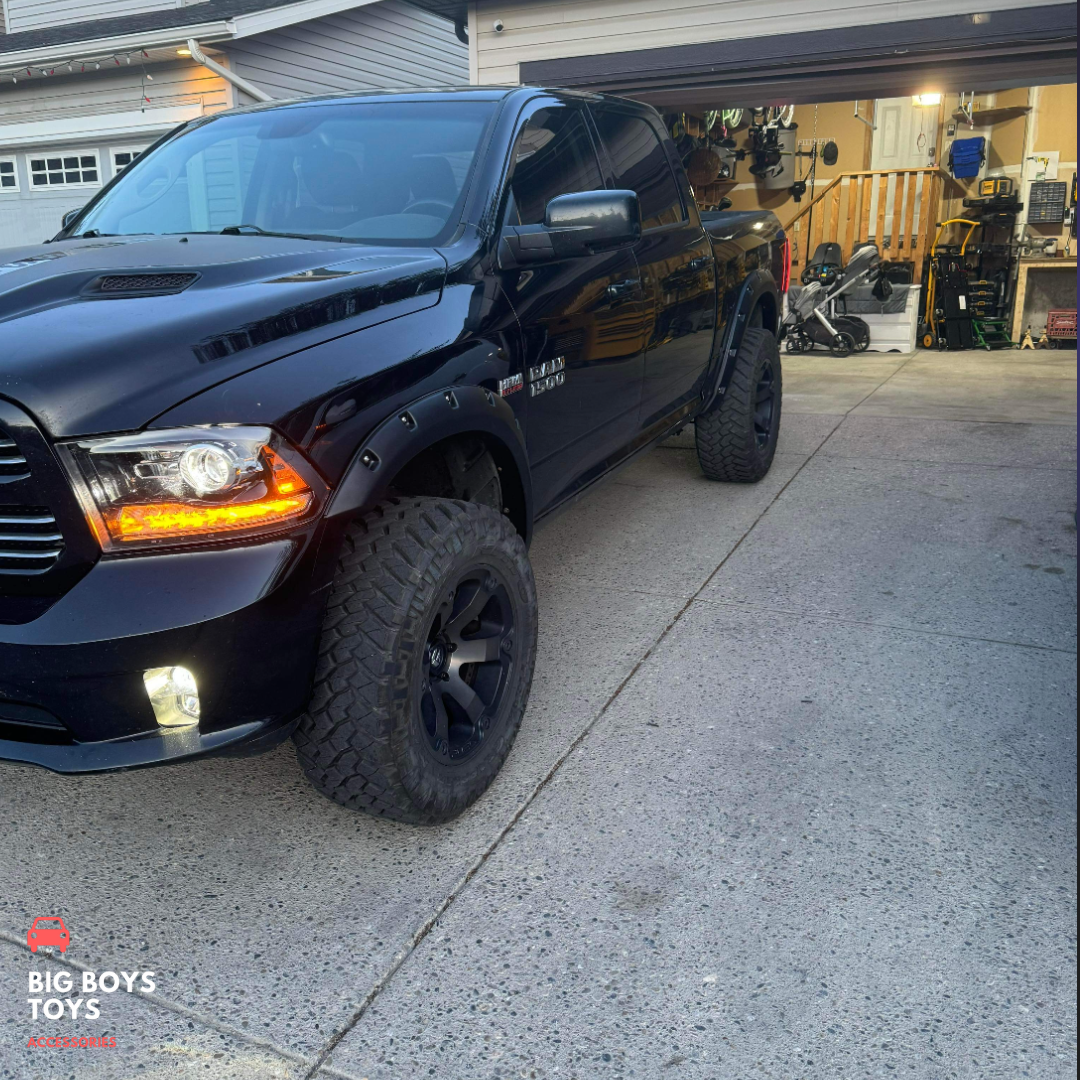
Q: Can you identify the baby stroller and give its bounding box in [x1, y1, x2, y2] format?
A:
[780, 242, 892, 357]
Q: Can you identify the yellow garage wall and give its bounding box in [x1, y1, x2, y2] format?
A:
[704, 100, 872, 225]
[984, 87, 1029, 171]
[1033, 83, 1077, 160]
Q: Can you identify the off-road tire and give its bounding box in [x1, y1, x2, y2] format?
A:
[695, 326, 782, 483]
[293, 498, 537, 823]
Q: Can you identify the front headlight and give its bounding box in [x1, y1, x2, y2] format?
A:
[57, 425, 321, 552]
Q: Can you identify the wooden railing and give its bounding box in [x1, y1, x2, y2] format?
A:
[785, 168, 952, 284]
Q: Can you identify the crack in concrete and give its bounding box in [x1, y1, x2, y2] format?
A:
[688, 595, 1078, 654]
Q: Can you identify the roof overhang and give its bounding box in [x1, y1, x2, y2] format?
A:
[0, 22, 233, 69]
[0, 0, 383, 69]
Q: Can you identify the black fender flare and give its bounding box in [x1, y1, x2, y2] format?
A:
[703, 269, 779, 411]
[326, 384, 534, 544]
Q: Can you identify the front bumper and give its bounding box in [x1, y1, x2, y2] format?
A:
[0, 528, 337, 773]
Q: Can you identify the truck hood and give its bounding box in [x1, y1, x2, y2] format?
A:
[0, 234, 446, 437]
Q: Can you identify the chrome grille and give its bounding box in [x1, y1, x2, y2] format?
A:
[0, 435, 30, 480]
[0, 506, 64, 575]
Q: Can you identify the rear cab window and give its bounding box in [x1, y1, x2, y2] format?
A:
[590, 108, 687, 230]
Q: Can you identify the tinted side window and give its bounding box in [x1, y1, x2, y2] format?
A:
[505, 108, 604, 226]
[592, 109, 685, 229]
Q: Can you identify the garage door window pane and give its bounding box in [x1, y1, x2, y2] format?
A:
[592, 110, 685, 230]
[28, 151, 100, 187]
[0, 161, 15, 189]
[505, 108, 604, 226]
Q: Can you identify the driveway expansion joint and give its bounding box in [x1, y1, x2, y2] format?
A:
[303, 403, 852, 1077]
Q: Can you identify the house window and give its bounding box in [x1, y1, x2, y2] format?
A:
[111, 146, 146, 177]
[0, 158, 19, 192]
[27, 150, 100, 188]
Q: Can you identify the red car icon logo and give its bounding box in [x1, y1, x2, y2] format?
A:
[27, 917, 69, 953]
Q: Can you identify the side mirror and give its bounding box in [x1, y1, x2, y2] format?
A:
[61, 208, 82, 231]
[499, 189, 640, 268]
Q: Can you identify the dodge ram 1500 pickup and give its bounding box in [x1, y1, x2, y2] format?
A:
[0, 86, 787, 822]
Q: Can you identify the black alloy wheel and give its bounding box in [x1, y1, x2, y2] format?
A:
[419, 567, 515, 765]
[294, 497, 537, 823]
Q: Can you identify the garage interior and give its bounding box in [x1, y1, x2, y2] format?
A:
[506, 4, 1078, 358]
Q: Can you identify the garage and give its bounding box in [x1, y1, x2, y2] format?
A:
[419, 0, 1076, 354]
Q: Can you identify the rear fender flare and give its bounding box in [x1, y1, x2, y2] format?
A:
[703, 269, 779, 410]
[326, 385, 534, 543]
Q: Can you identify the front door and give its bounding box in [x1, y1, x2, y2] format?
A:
[591, 105, 716, 429]
[498, 104, 647, 513]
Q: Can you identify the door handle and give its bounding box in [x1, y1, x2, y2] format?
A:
[607, 278, 640, 300]
[689, 255, 711, 271]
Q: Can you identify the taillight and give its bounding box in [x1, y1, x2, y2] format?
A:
[779, 237, 792, 294]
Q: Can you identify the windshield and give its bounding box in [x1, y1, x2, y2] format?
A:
[72, 100, 498, 245]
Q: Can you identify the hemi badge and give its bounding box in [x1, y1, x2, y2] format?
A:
[498, 374, 524, 397]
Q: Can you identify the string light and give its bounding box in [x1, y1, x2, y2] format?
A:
[2, 46, 173, 84]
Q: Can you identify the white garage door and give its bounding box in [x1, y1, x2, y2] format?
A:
[0, 142, 147, 251]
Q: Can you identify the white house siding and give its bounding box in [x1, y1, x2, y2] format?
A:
[224, 0, 468, 100]
[0, 61, 232, 249]
[4, 0, 175, 34]
[470, 0, 1048, 85]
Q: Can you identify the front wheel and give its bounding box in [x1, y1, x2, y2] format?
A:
[293, 498, 537, 823]
[695, 326, 782, 483]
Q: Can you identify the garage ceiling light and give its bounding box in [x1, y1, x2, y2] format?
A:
[912, 93, 943, 107]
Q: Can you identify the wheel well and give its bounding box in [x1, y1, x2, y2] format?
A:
[386, 432, 529, 541]
[751, 293, 778, 334]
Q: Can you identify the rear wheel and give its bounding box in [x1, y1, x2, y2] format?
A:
[293, 498, 537, 823]
[830, 331, 856, 357]
[695, 326, 782, 483]
[839, 315, 871, 351]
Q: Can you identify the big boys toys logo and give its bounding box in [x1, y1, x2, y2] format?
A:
[24, 916, 155, 1045]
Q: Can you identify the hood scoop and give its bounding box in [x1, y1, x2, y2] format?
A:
[90, 272, 199, 296]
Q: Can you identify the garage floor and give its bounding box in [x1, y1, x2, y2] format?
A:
[1, 349, 1076, 1080]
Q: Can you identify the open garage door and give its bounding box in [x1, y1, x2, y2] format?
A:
[515, 5, 1077, 110]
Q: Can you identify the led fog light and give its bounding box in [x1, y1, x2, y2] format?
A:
[143, 666, 201, 728]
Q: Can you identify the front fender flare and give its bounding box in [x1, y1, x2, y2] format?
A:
[703, 269, 779, 411]
[326, 384, 534, 543]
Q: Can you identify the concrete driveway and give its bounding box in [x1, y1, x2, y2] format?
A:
[1, 348, 1076, 1080]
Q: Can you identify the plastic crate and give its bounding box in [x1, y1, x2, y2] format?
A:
[1046, 309, 1077, 339]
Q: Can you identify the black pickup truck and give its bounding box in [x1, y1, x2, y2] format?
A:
[0, 87, 787, 822]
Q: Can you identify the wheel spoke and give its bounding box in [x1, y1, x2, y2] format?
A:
[451, 635, 503, 665]
[446, 582, 491, 636]
[444, 672, 485, 723]
[430, 686, 450, 745]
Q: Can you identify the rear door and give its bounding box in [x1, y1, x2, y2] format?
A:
[590, 105, 716, 430]
[497, 103, 647, 513]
